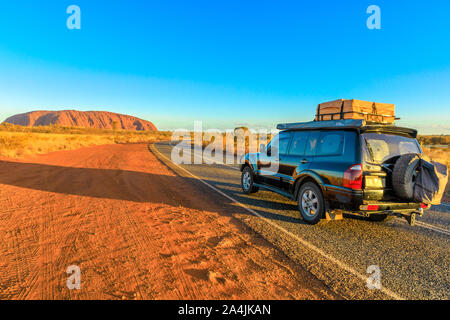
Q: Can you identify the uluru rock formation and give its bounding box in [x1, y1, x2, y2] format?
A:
[3, 110, 158, 131]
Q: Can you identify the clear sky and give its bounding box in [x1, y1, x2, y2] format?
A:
[0, 0, 449, 133]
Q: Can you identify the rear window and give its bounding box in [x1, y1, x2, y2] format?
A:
[363, 133, 421, 163]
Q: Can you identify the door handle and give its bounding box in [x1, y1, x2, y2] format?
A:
[300, 159, 308, 164]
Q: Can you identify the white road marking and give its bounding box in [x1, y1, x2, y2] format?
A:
[399, 219, 450, 236]
[152, 144, 405, 300]
[438, 203, 450, 208]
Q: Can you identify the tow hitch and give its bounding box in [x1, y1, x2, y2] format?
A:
[392, 208, 423, 227]
[404, 213, 416, 226]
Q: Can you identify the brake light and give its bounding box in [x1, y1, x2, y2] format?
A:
[343, 164, 363, 190]
[420, 203, 428, 209]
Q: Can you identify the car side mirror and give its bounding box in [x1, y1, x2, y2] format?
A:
[260, 144, 266, 154]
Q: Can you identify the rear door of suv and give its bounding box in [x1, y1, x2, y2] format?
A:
[308, 130, 359, 206]
[362, 131, 422, 201]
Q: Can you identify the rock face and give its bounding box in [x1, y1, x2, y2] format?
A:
[3, 110, 158, 131]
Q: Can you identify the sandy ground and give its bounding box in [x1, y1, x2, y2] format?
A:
[0, 143, 338, 300]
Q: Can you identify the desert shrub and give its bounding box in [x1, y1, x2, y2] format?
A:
[0, 125, 171, 158]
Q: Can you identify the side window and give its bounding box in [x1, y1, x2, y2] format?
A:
[317, 131, 345, 156]
[278, 137, 291, 155]
[289, 131, 308, 156]
[305, 131, 320, 156]
[268, 131, 291, 155]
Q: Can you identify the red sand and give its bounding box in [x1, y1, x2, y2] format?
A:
[0, 143, 337, 300]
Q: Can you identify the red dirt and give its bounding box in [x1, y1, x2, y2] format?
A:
[0, 143, 337, 300]
[3, 110, 157, 131]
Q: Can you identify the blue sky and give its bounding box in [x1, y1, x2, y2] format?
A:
[0, 0, 449, 133]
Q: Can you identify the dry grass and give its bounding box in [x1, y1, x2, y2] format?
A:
[423, 147, 449, 167]
[188, 131, 273, 155]
[1, 125, 448, 201]
[0, 124, 171, 158]
[418, 135, 449, 146]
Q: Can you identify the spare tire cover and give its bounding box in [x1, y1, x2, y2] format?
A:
[414, 159, 449, 205]
[392, 153, 420, 201]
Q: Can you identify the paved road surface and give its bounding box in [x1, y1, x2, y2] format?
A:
[154, 141, 449, 300]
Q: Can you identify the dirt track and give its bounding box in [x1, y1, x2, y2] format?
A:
[0, 143, 337, 300]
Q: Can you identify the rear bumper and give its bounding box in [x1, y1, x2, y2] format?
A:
[352, 206, 426, 226]
[360, 208, 424, 216]
[351, 201, 428, 221]
[326, 186, 424, 212]
[339, 200, 426, 217]
[360, 201, 423, 211]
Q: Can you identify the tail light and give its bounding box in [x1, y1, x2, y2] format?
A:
[343, 164, 363, 190]
[360, 204, 380, 211]
[420, 203, 429, 209]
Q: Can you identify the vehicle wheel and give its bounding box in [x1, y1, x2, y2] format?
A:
[392, 153, 420, 200]
[241, 166, 259, 194]
[298, 182, 325, 225]
[368, 214, 389, 222]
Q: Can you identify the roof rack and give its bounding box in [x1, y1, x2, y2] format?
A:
[277, 119, 368, 131]
[315, 111, 400, 123]
[276, 119, 418, 137]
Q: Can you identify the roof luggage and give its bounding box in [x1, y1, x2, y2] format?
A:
[315, 99, 396, 124]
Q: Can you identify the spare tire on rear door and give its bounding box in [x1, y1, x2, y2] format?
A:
[392, 153, 421, 201]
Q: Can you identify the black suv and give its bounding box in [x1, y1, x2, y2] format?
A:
[240, 119, 429, 225]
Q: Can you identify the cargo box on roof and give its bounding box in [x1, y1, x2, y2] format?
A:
[315, 99, 396, 124]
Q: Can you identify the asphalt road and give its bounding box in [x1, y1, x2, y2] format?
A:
[153, 141, 449, 300]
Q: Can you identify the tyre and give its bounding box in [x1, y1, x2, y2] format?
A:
[392, 153, 420, 200]
[241, 166, 259, 194]
[298, 182, 325, 225]
[368, 214, 389, 222]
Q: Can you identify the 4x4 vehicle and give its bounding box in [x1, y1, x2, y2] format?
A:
[240, 119, 430, 226]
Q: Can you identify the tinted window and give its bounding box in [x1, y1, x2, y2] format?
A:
[305, 131, 320, 156]
[363, 133, 421, 163]
[278, 137, 290, 154]
[317, 131, 345, 156]
[289, 131, 308, 156]
[278, 131, 292, 141]
[268, 131, 291, 155]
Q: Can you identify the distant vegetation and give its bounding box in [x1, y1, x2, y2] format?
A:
[418, 135, 449, 146]
[416, 135, 449, 202]
[0, 124, 171, 158]
[416, 135, 449, 167]
[185, 129, 273, 155]
[0, 123, 447, 163]
[0, 124, 448, 201]
[0, 123, 164, 136]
